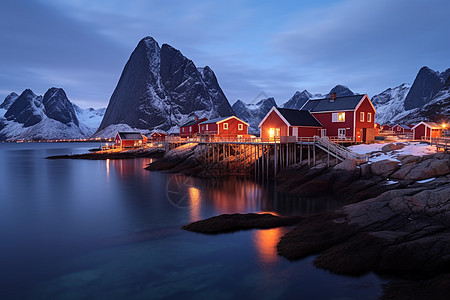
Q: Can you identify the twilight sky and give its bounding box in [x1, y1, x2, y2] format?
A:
[1, 0, 449, 109]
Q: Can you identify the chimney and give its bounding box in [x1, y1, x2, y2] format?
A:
[330, 92, 337, 102]
[195, 116, 198, 121]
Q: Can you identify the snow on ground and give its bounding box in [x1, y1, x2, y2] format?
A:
[417, 177, 436, 183]
[349, 141, 437, 163]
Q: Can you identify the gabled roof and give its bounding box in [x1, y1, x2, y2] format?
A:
[398, 124, 412, 130]
[199, 116, 249, 126]
[180, 118, 207, 127]
[412, 121, 443, 130]
[258, 106, 323, 128]
[117, 132, 144, 140]
[301, 94, 366, 112]
[151, 132, 167, 136]
[276, 108, 323, 127]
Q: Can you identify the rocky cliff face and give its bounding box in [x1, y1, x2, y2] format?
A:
[372, 83, 411, 124]
[403, 66, 449, 110]
[96, 36, 234, 136]
[232, 97, 277, 134]
[283, 90, 313, 109]
[0, 88, 105, 141]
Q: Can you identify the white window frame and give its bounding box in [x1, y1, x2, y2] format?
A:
[238, 124, 243, 130]
[332, 112, 345, 122]
[206, 124, 208, 130]
[367, 112, 372, 122]
[360, 112, 364, 122]
[189, 126, 192, 132]
[338, 128, 346, 138]
[223, 123, 228, 130]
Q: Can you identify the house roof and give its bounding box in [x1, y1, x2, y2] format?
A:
[180, 118, 206, 127]
[151, 132, 167, 136]
[198, 116, 249, 126]
[301, 94, 366, 112]
[398, 124, 412, 130]
[412, 121, 443, 130]
[275, 108, 323, 127]
[117, 132, 144, 140]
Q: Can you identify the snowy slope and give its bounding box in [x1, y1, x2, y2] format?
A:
[93, 124, 151, 139]
[372, 83, 411, 124]
[232, 97, 277, 134]
[0, 89, 106, 141]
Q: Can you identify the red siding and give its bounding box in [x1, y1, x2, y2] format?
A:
[260, 110, 288, 138]
[199, 123, 218, 135]
[217, 117, 248, 137]
[414, 124, 426, 140]
[393, 125, 403, 133]
[355, 97, 376, 142]
[312, 111, 354, 138]
[381, 125, 392, 131]
[298, 127, 321, 137]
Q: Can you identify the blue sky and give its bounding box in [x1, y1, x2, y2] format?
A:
[1, 0, 449, 109]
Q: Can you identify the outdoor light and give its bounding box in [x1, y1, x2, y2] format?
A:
[442, 123, 447, 129]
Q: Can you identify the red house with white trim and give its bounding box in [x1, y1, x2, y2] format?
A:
[180, 117, 207, 138]
[381, 124, 392, 132]
[199, 116, 249, 138]
[150, 132, 167, 142]
[258, 107, 323, 139]
[412, 122, 444, 140]
[392, 124, 413, 134]
[301, 93, 376, 143]
[115, 132, 148, 148]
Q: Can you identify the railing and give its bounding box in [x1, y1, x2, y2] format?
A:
[430, 137, 450, 151]
[315, 136, 369, 163]
[165, 136, 284, 144]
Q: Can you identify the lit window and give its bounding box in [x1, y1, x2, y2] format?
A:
[276, 128, 280, 136]
[206, 124, 208, 130]
[269, 128, 275, 137]
[332, 112, 345, 122]
[238, 124, 243, 130]
[223, 123, 228, 130]
[367, 113, 372, 122]
[360, 112, 364, 122]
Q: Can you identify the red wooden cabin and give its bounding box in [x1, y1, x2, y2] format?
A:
[150, 132, 167, 142]
[180, 117, 207, 138]
[301, 94, 376, 143]
[392, 124, 413, 134]
[381, 124, 392, 132]
[258, 107, 323, 139]
[199, 116, 249, 138]
[115, 132, 147, 148]
[412, 122, 443, 140]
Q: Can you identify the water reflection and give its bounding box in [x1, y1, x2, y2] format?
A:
[253, 227, 286, 265]
[188, 187, 201, 222]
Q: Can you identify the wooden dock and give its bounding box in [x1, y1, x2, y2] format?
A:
[431, 137, 450, 152]
[164, 136, 368, 178]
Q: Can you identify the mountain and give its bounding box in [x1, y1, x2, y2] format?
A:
[232, 97, 277, 134]
[372, 66, 449, 125]
[96, 36, 234, 137]
[0, 88, 105, 141]
[395, 76, 450, 124]
[404, 66, 449, 110]
[327, 85, 355, 97]
[0, 92, 19, 110]
[372, 83, 411, 125]
[73, 104, 106, 137]
[283, 90, 313, 109]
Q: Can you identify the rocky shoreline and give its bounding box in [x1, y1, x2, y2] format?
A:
[178, 144, 450, 299]
[46, 147, 165, 160]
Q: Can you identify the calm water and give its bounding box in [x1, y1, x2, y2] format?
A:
[0, 143, 384, 299]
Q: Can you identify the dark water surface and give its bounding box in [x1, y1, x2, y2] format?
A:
[0, 143, 385, 299]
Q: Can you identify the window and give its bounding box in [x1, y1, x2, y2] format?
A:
[367, 113, 372, 122]
[238, 124, 243, 130]
[206, 124, 208, 130]
[332, 112, 345, 122]
[360, 112, 365, 122]
[182, 128, 185, 132]
[189, 126, 192, 132]
[223, 123, 228, 130]
[338, 128, 346, 138]
[276, 128, 280, 136]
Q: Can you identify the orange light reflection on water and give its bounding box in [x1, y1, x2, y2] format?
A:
[253, 227, 285, 265]
[188, 187, 201, 222]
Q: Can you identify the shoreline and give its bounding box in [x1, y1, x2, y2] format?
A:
[46, 146, 165, 160]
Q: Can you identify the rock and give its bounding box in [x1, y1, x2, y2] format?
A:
[429, 159, 450, 177]
[360, 163, 372, 177]
[390, 164, 415, 180]
[401, 155, 422, 165]
[381, 143, 405, 153]
[370, 160, 399, 177]
[334, 159, 357, 172]
[183, 213, 303, 234]
[381, 274, 450, 300]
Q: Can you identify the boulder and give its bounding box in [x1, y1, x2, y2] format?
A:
[370, 160, 399, 177]
[334, 159, 357, 172]
[401, 155, 422, 165]
[381, 143, 405, 153]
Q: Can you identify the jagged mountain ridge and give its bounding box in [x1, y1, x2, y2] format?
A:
[282, 85, 355, 110]
[0, 88, 105, 141]
[373, 66, 449, 125]
[232, 97, 277, 134]
[96, 36, 234, 136]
